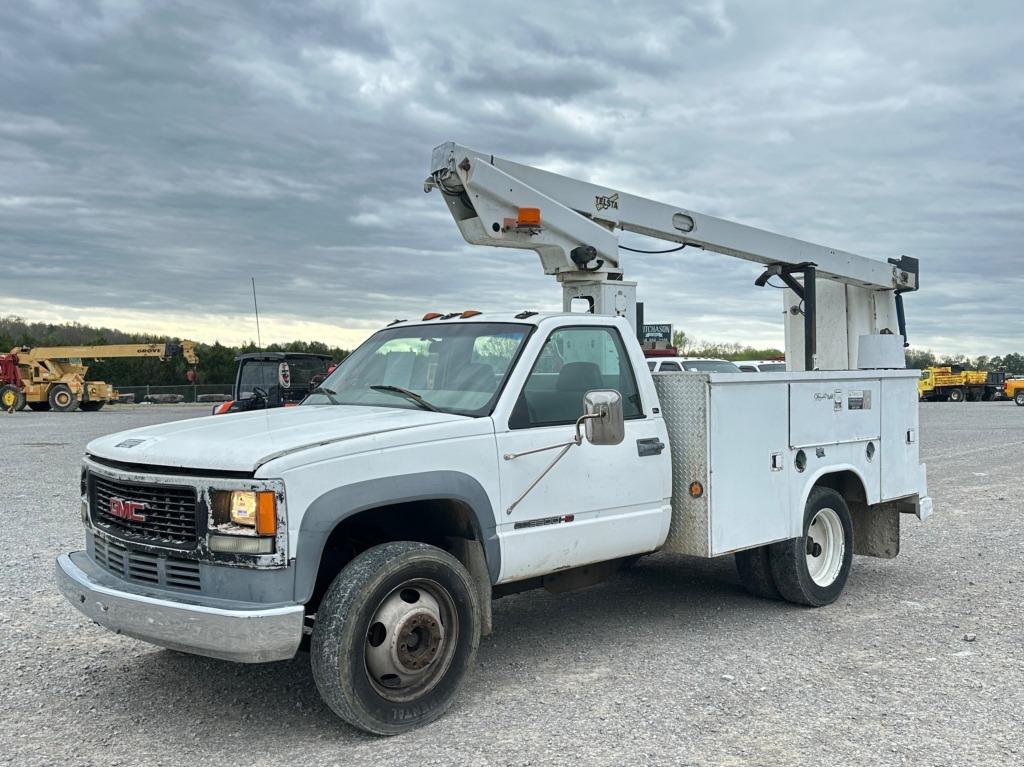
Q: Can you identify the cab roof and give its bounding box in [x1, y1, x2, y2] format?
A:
[385, 311, 628, 330]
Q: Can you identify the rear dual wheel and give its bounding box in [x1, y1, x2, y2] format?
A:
[735, 487, 853, 607]
[1015, 391, 1024, 407]
[311, 541, 480, 735]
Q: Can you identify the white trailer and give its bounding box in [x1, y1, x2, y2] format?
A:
[56, 143, 931, 735]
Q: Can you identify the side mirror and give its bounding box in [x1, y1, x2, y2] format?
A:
[583, 389, 624, 446]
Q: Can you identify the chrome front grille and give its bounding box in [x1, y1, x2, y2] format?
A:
[90, 473, 199, 547]
[93, 536, 202, 591]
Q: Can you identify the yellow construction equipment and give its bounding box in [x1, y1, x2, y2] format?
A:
[0, 342, 198, 413]
[917, 366, 1001, 403]
[1005, 378, 1024, 406]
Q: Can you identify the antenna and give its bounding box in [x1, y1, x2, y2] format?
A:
[251, 277, 262, 350]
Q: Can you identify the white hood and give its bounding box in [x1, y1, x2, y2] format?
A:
[86, 405, 467, 473]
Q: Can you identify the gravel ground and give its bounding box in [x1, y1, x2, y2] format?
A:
[0, 403, 1021, 766]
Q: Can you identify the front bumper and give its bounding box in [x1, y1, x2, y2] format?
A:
[56, 552, 304, 663]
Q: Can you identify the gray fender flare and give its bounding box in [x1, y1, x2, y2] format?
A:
[293, 471, 500, 603]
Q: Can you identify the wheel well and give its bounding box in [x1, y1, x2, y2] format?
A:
[813, 470, 867, 506]
[308, 499, 485, 615]
[812, 468, 902, 557]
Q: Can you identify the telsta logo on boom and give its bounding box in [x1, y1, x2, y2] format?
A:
[109, 497, 147, 522]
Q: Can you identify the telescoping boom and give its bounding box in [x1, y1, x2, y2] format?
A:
[425, 142, 919, 372]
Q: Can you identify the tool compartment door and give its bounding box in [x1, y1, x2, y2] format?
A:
[880, 376, 922, 500]
[788, 380, 881, 448]
[708, 380, 791, 555]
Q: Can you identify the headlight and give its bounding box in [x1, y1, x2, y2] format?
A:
[212, 490, 278, 536]
[229, 491, 258, 526]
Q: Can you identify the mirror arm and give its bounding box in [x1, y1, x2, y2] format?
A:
[502, 413, 601, 515]
[502, 413, 599, 461]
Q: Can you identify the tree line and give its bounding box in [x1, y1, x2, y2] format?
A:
[0, 316, 350, 387]
[904, 349, 1024, 375]
[6, 314, 1022, 385]
[670, 328, 1024, 374]
[670, 330, 784, 361]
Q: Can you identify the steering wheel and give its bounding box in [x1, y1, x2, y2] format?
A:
[252, 386, 269, 400]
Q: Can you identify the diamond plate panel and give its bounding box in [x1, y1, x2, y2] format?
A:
[653, 373, 711, 556]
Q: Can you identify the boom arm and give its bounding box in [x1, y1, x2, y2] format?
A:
[14, 342, 198, 365]
[426, 141, 918, 371]
[427, 142, 918, 291]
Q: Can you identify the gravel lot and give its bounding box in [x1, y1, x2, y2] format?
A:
[1, 403, 1021, 766]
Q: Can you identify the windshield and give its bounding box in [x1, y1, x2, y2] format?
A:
[680, 360, 742, 373]
[757, 363, 786, 372]
[238, 357, 332, 403]
[304, 322, 530, 416]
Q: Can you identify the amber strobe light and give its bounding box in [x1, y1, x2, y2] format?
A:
[517, 207, 541, 227]
[689, 481, 704, 498]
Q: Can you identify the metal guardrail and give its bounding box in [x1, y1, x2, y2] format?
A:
[116, 384, 233, 404]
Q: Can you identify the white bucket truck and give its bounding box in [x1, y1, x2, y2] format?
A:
[57, 142, 930, 734]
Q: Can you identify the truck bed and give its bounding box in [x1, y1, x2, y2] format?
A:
[652, 369, 925, 557]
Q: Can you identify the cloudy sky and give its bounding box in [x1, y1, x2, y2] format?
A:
[1, 0, 1021, 354]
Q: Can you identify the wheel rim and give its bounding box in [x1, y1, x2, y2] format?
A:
[1, 391, 14, 408]
[54, 390, 71, 407]
[363, 578, 458, 703]
[806, 507, 845, 587]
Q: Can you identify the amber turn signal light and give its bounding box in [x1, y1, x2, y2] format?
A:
[256, 491, 277, 536]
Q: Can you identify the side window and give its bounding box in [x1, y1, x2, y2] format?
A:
[647, 360, 657, 371]
[660, 362, 682, 372]
[513, 326, 643, 428]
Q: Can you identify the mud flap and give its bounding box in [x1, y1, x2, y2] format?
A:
[851, 501, 900, 559]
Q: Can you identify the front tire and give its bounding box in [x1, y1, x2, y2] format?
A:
[769, 487, 853, 606]
[948, 387, 965, 403]
[48, 384, 78, 412]
[311, 541, 480, 735]
[0, 384, 24, 412]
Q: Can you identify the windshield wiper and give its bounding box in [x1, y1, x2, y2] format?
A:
[308, 385, 340, 405]
[370, 385, 440, 412]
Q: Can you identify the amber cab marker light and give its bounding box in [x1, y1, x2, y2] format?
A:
[422, 312, 443, 321]
[689, 481, 704, 498]
[461, 310, 482, 318]
[256, 491, 277, 536]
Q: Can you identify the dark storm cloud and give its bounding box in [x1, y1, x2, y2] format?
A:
[0, 0, 1021, 352]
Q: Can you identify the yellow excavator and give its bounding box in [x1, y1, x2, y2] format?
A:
[0, 342, 198, 412]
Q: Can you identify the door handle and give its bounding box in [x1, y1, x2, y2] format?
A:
[636, 438, 665, 457]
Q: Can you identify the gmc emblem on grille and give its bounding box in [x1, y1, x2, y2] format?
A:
[109, 497, 147, 522]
